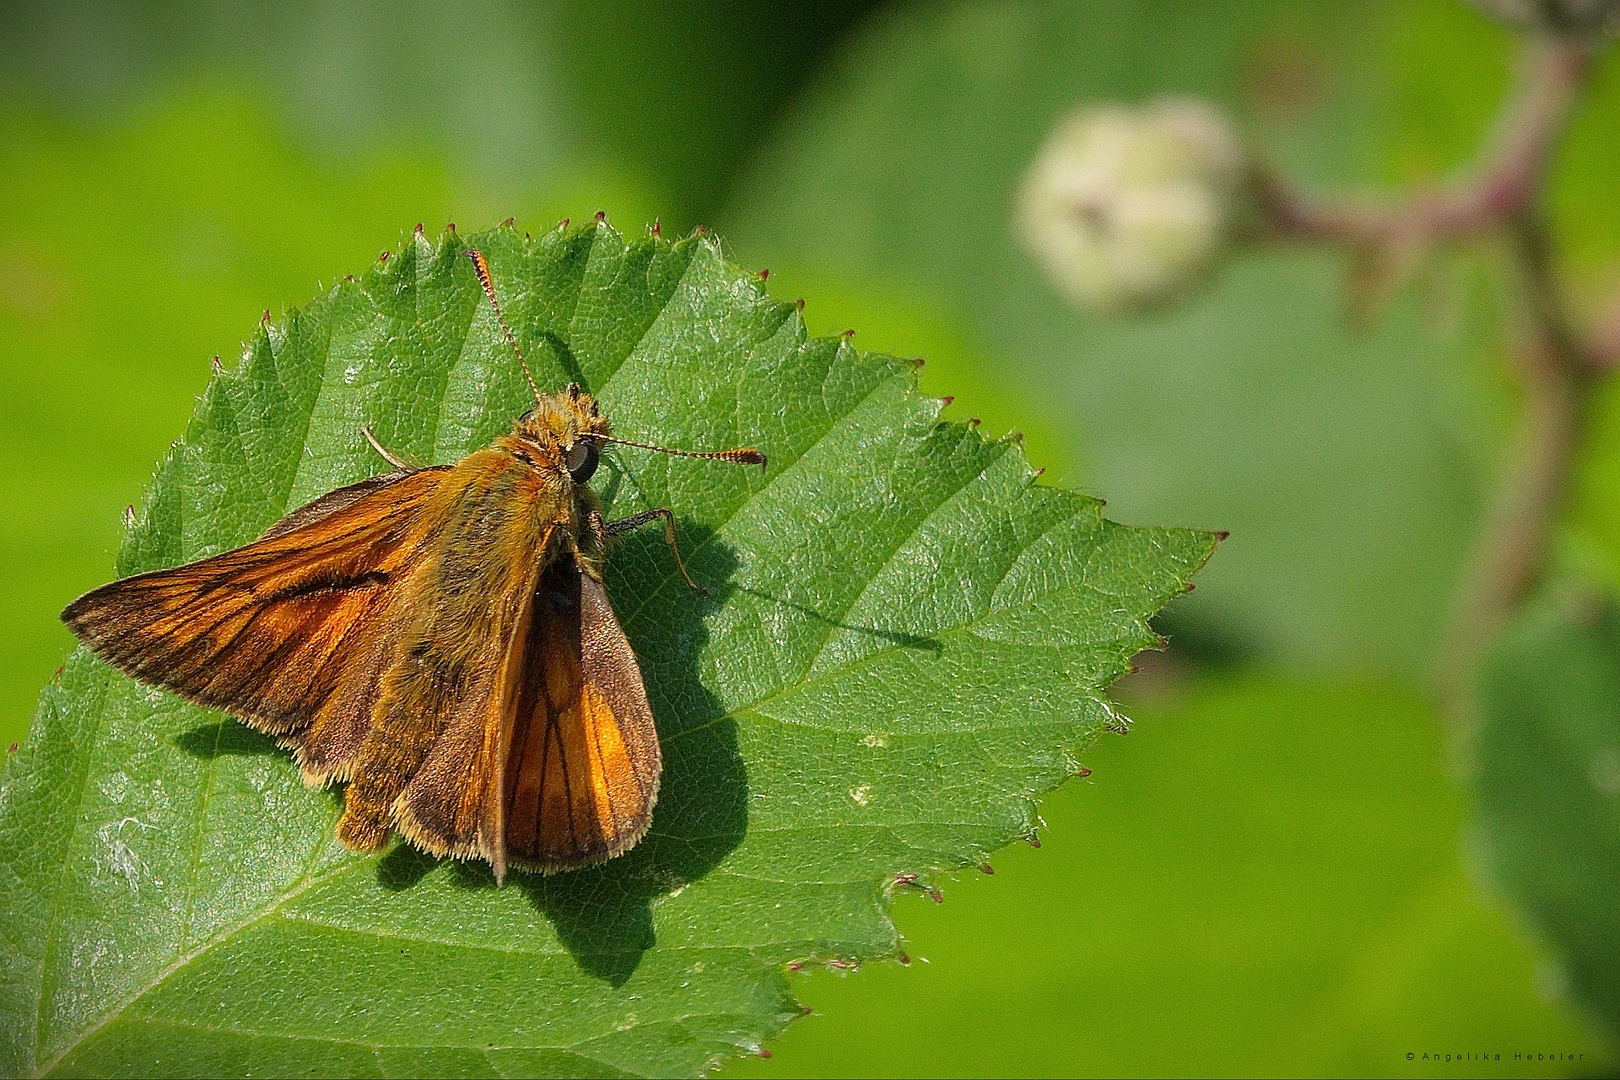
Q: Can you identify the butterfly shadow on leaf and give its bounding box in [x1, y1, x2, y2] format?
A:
[175, 717, 280, 759]
[385, 522, 748, 986]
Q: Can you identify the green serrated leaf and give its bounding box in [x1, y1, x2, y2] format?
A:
[0, 222, 1214, 1078]
[1473, 592, 1620, 1041]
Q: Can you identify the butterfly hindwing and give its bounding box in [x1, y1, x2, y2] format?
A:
[503, 561, 661, 873]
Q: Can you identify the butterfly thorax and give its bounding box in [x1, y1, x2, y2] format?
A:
[489, 385, 609, 571]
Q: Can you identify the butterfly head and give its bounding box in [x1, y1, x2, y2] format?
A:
[512, 383, 611, 484]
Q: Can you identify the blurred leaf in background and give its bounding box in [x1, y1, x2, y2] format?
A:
[1474, 591, 1620, 1045]
[0, 0, 882, 230]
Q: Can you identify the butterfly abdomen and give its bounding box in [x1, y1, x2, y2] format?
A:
[335, 450, 563, 853]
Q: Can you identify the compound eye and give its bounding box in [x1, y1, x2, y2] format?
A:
[566, 438, 599, 483]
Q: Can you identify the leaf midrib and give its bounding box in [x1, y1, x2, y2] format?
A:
[32, 855, 365, 1077]
[117, 1010, 745, 1078]
[25, 669, 111, 1080]
[47, 879, 820, 1071]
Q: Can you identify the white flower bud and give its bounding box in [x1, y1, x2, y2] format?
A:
[1016, 98, 1247, 311]
[1468, 0, 1618, 33]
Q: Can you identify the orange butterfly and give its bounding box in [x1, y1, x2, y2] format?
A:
[61, 248, 764, 882]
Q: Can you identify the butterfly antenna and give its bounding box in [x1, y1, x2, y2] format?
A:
[595, 434, 767, 473]
[466, 248, 543, 406]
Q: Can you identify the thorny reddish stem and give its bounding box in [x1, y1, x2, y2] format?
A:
[1442, 214, 1592, 715]
[1589, 297, 1620, 371]
[1258, 35, 1606, 722]
[1255, 38, 1591, 247]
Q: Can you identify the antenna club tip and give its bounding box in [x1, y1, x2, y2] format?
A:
[719, 448, 768, 472]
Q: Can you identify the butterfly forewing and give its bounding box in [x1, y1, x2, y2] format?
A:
[62, 466, 451, 779]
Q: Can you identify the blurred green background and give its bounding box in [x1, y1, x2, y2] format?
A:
[2, 0, 1617, 1075]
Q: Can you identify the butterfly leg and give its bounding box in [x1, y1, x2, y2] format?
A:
[360, 426, 421, 471]
[599, 507, 707, 594]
